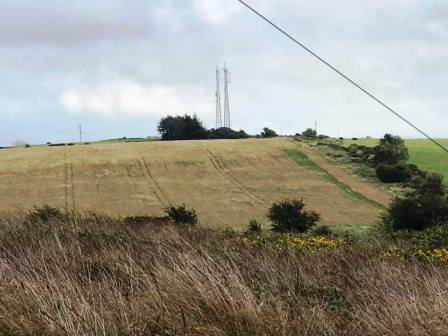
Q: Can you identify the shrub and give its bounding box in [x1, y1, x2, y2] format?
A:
[27, 205, 65, 222]
[383, 193, 448, 231]
[261, 127, 278, 138]
[246, 219, 262, 234]
[165, 204, 198, 225]
[313, 225, 333, 237]
[376, 162, 412, 183]
[268, 199, 320, 233]
[412, 172, 445, 195]
[209, 127, 250, 139]
[302, 128, 317, 138]
[374, 134, 409, 164]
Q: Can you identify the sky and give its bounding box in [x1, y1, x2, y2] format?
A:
[1, 0, 448, 146]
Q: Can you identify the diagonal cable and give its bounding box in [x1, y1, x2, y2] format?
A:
[237, 0, 448, 154]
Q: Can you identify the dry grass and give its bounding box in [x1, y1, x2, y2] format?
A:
[0, 139, 383, 229]
[0, 212, 447, 335]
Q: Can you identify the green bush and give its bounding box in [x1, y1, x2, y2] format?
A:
[383, 193, 448, 231]
[388, 225, 448, 250]
[165, 204, 198, 226]
[261, 127, 278, 138]
[313, 225, 333, 237]
[268, 199, 320, 233]
[209, 127, 250, 139]
[412, 172, 445, 195]
[302, 128, 317, 138]
[246, 219, 262, 234]
[376, 162, 411, 183]
[374, 134, 409, 164]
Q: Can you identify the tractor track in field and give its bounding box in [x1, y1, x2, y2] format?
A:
[68, 150, 76, 210]
[63, 152, 69, 211]
[299, 144, 392, 207]
[137, 153, 170, 207]
[205, 149, 266, 206]
[64, 150, 76, 210]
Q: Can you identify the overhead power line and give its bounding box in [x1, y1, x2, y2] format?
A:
[236, 0, 448, 154]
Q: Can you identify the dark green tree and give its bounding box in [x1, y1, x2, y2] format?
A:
[261, 127, 278, 138]
[209, 127, 249, 139]
[384, 193, 448, 231]
[383, 172, 448, 231]
[374, 134, 409, 164]
[268, 199, 320, 233]
[158, 115, 208, 141]
[165, 204, 198, 225]
[302, 128, 317, 138]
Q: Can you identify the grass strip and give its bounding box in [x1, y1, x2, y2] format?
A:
[285, 149, 385, 209]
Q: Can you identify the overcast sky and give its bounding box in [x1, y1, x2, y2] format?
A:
[1, 0, 447, 145]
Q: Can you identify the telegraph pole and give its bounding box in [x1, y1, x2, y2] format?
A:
[78, 125, 82, 144]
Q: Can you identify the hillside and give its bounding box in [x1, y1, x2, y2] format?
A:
[0, 138, 389, 229]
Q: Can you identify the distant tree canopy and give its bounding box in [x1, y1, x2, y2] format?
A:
[261, 127, 278, 138]
[302, 128, 317, 138]
[374, 134, 409, 164]
[158, 115, 250, 141]
[208, 127, 249, 140]
[158, 115, 208, 141]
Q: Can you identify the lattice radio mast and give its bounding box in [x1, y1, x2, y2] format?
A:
[215, 65, 223, 129]
[223, 64, 231, 128]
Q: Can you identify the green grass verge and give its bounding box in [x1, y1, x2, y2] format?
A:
[285, 149, 384, 209]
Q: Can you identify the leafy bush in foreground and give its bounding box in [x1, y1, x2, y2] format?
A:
[165, 204, 198, 225]
[268, 199, 320, 233]
[382, 167, 448, 231]
[384, 193, 448, 231]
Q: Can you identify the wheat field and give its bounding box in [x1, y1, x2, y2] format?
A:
[0, 138, 384, 229]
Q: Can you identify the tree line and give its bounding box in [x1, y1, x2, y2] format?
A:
[157, 114, 283, 141]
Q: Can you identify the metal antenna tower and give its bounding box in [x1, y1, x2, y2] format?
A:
[215, 65, 223, 129]
[223, 64, 231, 129]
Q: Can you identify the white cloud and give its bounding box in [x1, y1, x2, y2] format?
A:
[60, 80, 212, 119]
[193, 0, 241, 25]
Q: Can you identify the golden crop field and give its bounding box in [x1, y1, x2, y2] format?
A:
[0, 138, 386, 229]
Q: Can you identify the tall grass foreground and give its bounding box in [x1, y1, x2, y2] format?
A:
[0, 211, 447, 335]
